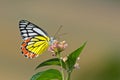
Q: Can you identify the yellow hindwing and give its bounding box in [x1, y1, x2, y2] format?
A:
[26, 36, 50, 55]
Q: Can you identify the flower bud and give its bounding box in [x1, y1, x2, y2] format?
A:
[48, 40, 68, 55]
[74, 63, 80, 69]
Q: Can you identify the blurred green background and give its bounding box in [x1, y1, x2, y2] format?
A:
[0, 0, 120, 80]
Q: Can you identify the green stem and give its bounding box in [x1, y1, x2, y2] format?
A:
[57, 53, 65, 80]
[66, 71, 71, 80]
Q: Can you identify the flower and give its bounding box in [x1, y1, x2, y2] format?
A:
[77, 57, 80, 60]
[74, 57, 80, 69]
[61, 56, 68, 62]
[74, 63, 80, 69]
[48, 40, 68, 55]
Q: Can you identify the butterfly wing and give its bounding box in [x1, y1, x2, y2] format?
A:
[19, 20, 49, 40]
[19, 20, 50, 58]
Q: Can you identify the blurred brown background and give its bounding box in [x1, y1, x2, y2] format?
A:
[0, 0, 120, 80]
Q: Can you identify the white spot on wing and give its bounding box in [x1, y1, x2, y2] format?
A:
[33, 28, 46, 36]
[26, 27, 32, 29]
[28, 42, 34, 45]
[22, 34, 28, 36]
[24, 37, 28, 40]
[20, 25, 25, 27]
[20, 22, 28, 25]
[28, 30, 33, 32]
[27, 24, 34, 28]
[20, 28, 24, 29]
[29, 33, 38, 36]
[21, 30, 27, 33]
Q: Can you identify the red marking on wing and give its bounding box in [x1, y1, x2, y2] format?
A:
[21, 38, 38, 59]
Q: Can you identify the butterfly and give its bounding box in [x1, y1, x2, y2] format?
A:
[19, 20, 55, 59]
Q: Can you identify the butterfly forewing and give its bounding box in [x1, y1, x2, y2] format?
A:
[19, 20, 49, 40]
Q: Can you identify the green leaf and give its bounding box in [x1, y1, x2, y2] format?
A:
[66, 42, 87, 71]
[35, 58, 66, 70]
[31, 69, 62, 80]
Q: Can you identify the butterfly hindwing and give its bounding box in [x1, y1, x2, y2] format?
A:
[21, 38, 38, 58]
[26, 36, 50, 55]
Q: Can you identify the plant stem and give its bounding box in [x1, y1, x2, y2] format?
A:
[66, 71, 71, 80]
[57, 53, 65, 80]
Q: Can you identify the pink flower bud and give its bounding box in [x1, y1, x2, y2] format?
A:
[74, 63, 80, 69]
[62, 56, 68, 62]
[48, 40, 68, 55]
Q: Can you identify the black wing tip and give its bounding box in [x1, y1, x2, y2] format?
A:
[19, 19, 29, 23]
[19, 20, 30, 26]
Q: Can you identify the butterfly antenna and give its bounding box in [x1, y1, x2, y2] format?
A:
[58, 33, 67, 37]
[53, 25, 63, 38]
[57, 32, 67, 40]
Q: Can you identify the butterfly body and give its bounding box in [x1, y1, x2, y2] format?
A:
[19, 20, 54, 59]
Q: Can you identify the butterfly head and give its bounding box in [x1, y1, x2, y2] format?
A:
[49, 37, 55, 45]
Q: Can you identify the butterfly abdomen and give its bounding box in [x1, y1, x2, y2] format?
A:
[21, 38, 38, 59]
